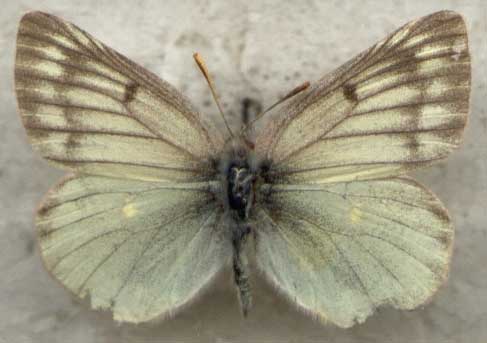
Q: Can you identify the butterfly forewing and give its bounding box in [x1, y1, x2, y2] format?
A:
[256, 11, 470, 184]
[15, 12, 223, 182]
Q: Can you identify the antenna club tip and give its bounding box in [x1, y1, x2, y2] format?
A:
[192, 51, 234, 138]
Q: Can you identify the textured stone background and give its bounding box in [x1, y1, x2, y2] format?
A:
[1, 0, 486, 342]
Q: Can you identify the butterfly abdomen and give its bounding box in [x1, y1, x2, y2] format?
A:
[232, 222, 252, 316]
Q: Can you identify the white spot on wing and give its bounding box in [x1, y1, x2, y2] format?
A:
[123, 203, 138, 218]
[350, 207, 363, 224]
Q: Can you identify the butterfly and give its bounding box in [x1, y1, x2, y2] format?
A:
[15, 10, 470, 328]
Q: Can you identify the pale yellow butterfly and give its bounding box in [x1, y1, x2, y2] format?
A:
[15, 10, 470, 328]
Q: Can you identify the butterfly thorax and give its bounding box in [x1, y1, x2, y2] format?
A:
[227, 161, 254, 219]
[220, 138, 257, 220]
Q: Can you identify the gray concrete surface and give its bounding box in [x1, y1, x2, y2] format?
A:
[1, 0, 486, 342]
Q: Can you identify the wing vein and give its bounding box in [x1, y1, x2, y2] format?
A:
[272, 158, 444, 176]
[319, 126, 465, 142]
[18, 32, 126, 82]
[17, 44, 128, 87]
[287, 209, 441, 280]
[114, 206, 217, 301]
[45, 157, 204, 173]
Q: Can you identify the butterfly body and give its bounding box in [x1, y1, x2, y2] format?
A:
[218, 136, 259, 315]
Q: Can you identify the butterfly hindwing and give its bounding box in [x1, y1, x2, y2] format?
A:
[37, 174, 230, 323]
[255, 177, 452, 328]
[15, 11, 223, 182]
[256, 11, 470, 184]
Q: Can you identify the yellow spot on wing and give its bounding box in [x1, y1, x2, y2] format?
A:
[123, 203, 137, 218]
[350, 207, 363, 224]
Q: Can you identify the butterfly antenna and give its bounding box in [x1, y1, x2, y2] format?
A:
[193, 52, 234, 138]
[241, 81, 310, 134]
